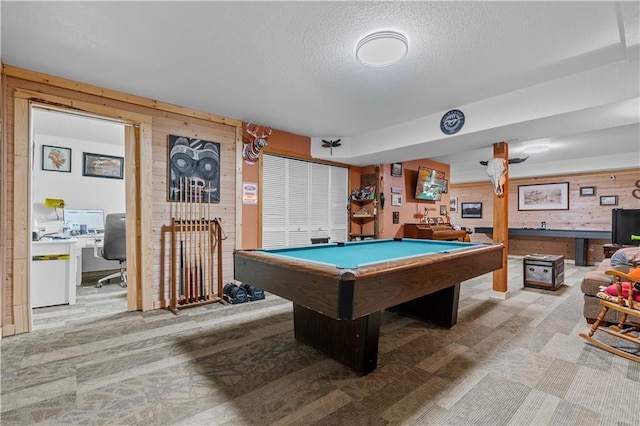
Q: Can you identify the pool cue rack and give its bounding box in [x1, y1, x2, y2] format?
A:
[169, 178, 224, 314]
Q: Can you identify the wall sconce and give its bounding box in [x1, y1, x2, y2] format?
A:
[44, 198, 65, 220]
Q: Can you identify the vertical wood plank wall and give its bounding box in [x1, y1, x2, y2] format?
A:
[151, 117, 237, 308]
[1, 67, 241, 335]
[450, 170, 640, 265]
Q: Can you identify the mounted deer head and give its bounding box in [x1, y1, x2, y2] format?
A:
[243, 122, 273, 165]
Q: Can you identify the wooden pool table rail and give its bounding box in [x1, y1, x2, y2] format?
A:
[234, 243, 503, 321]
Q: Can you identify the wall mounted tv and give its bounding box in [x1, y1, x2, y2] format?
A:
[414, 166, 445, 201]
[612, 208, 640, 246]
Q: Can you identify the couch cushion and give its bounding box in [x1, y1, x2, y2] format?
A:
[599, 258, 612, 269]
[583, 294, 623, 323]
[581, 270, 613, 296]
[580, 269, 613, 296]
[580, 259, 630, 297]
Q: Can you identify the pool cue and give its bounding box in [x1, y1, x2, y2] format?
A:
[194, 185, 202, 301]
[198, 187, 204, 300]
[189, 179, 195, 303]
[194, 181, 199, 302]
[183, 177, 189, 304]
[208, 182, 214, 298]
[186, 178, 192, 303]
[217, 217, 223, 297]
[179, 177, 185, 304]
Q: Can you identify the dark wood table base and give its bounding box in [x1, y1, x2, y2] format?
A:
[293, 283, 460, 375]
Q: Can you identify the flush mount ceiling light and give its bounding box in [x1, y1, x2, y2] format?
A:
[523, 143, 550, 154]
[356, 31, 408, 67]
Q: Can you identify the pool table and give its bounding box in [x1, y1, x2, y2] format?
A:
[234, 238, 503, 374]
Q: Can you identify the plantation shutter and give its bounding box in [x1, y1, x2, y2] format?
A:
[262, 154, 347, 248]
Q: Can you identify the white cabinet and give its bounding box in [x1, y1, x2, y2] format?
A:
[31, 239, 78, 308]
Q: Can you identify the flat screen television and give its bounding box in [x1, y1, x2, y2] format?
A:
[612, 208, 640, 246]
[414, 166, 445, 201]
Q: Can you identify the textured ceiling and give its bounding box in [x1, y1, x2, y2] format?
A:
[3, 1, 639, 182]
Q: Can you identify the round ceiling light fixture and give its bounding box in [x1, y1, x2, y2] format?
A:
[356, 31, 408, 67]
[523, 143, 550, 154]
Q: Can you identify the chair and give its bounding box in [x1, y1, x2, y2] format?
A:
[96, 213, 127, 288]
[579, 269, 640, 362]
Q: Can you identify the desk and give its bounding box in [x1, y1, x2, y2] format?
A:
[234, 238, 503, 374]
[31, 239, 78, 307]
[74, 234, 103, 285]
[474, 227, 610, 266]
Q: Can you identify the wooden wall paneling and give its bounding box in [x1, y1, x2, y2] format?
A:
[0, 61, 4, 338]
[12, 97, 30, 333]
[492, 142, 509, 295]
[149, 114, 236, 308]
[1, 77, 15, 334]
[3, 66, 237, 128]
[124, 125, 140, 311]
[235, 125, 243, 251]
[138, 120, 155, 311]
[449, 169, 640, 265]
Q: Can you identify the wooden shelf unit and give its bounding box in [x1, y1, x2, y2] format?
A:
[350, 198, 376, 240]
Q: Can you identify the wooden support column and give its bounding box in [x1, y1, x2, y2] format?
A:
[492, 142, 509, 298]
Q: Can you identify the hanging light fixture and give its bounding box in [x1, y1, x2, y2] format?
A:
[356, 31, 409, 67]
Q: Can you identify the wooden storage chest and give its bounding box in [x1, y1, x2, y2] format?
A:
[523, 254, 564, 290]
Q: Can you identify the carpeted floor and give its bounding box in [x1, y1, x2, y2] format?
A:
[2, 257, 639, 425]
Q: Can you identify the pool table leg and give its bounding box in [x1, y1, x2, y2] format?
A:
[389, 283, 460, 328]
[293, 304, 380, 375]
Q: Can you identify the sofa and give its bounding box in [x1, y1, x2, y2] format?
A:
[581, 247, 640, 323]
[581, 259, 622, 323]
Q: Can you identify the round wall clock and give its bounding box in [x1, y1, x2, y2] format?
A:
[440, 109, 465, 135]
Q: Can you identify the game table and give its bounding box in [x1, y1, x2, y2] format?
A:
[234, 238, 503, 374]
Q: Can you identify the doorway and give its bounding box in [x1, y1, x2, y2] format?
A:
[11, 88, 152, 336]
[30, 108, 128, 329]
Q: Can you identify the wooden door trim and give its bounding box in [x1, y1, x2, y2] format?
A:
[12, 90, 153, 333]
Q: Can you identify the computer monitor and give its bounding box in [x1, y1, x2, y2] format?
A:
[63, 209, 105, 233]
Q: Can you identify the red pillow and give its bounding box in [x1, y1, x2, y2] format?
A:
[604, 282, 640, 302]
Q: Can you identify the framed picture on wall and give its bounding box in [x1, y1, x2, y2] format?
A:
[83, 152, 124, 179]
[599, 195, 618, 206]
[461, 202, 482, 218]
[440, 205, 447, 215]
[391, 194, 403, 206]
[450, 196, 458, 213]
[518, 182, 569, 211]
[580, 186, 596, 196]
[42, 145, 71, 172]
[167, 135, 221, 203]
[391, 163, 403, 177]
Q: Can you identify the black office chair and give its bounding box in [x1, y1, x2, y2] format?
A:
[96, 213, 127, 288]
